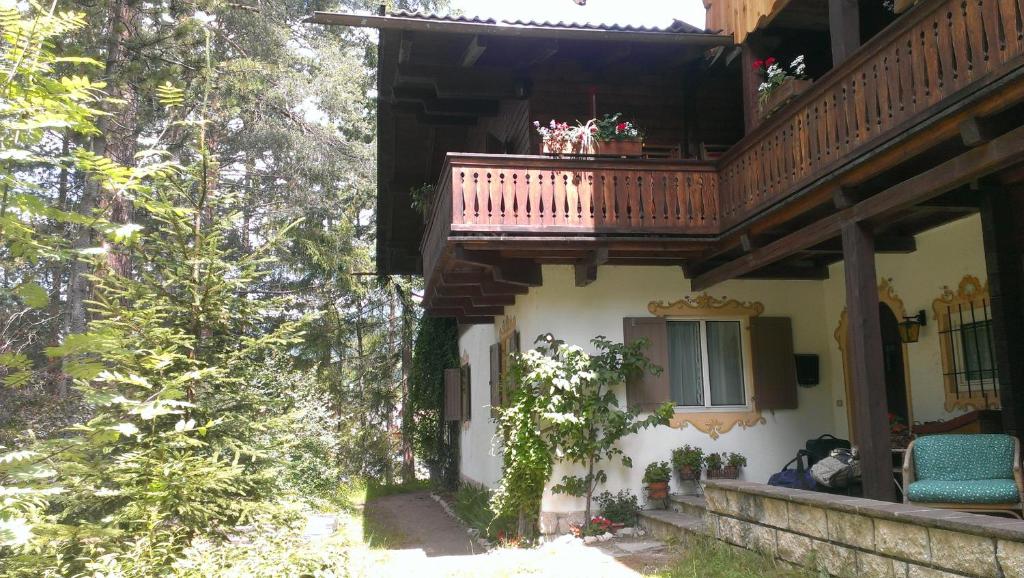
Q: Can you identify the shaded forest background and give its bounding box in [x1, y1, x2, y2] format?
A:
[0, 0, 454, 575]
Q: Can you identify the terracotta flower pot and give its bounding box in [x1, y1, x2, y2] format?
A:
[646, 481, 669, 500]
[677, 465, 701, 481]
[595, 138, 643, 158]
[707, 466, 740, 479]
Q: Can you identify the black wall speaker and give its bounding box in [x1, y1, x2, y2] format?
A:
[795, 354, 819, 386]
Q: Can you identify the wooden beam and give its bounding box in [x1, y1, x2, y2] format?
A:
[692, 124, 1024, 291]
[398, 32, 413, 64]
[739, 263, 830, 280]
[804, 236, 916, 254]
[521, 39, 559, 66]
[960, 116, 997, 147]
[452, 247, 543, 287]
[981, 187, 1024, 437]
[458, 316, 495, 325]
[574, 247, 609, 287]
[460, 35, 487, 67]
[441, 271, 530, 294]
[841, 221, 895, 502]
[429, 305, 505, 317]
[829, 0, 861, 66]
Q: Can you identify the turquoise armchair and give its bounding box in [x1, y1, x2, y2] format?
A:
[902, 434, 1023, 518]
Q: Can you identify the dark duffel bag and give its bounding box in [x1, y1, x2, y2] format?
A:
[805, 434, 851, 466]
[767, 450, 816, 491]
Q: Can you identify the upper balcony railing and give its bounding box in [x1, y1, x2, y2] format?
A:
[421, 153, 719, 279]
[718, 0, 1024, 229]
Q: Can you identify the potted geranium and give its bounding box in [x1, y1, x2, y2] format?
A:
[643, 461, 671, 500]
[704, 452, 725, 479]
[593, 113, 643, 157]
[756, 55, 810, 119]
[535, 119, 586, 155]
[672, 445, 704, 481]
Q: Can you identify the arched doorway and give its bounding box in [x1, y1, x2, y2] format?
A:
[836, 279, 914, 441]
[879, 303, 910, 425]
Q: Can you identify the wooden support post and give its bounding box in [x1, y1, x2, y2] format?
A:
[841, 221, 896, 502]
[981, 187, 1024, 437]
[829, 0, 861, 65]
[740, 43, 762, 134]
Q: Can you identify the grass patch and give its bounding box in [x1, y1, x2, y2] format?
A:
[651, 536, 819, 578]
[365, 478, 431, 500]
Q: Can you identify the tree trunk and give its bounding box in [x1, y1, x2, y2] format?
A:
[399, 285, 415, 483]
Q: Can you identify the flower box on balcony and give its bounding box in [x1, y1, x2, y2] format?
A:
[759, 78, 812, 120]
[595, 138, 643, 158]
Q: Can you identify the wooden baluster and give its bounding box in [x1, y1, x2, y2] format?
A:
[966, 0, 986, 78]
[707, 172, 719, 230]
[981, 0, 1003, 68]
[470, 171, 481, 224]
[950, 1, 972, 85]
[924, 21, 942, 106]
[581, 171, 594, 227]
[863, 66, 877, 139]
[555, 172, 569, 227]
[540, 170, 553, 227]
[897, 40, 914, 117]
[527, 170, 540, 226]
[936, 10, 955, 98]
[880, 52, 897, 131]
[453, 169, 465, 225]
[672, 172, 684, 228]
[998, 0, 1022, 58]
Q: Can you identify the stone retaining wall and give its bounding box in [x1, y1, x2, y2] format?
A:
[704, 480, 1024, 578]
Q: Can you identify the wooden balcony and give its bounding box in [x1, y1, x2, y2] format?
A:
[718, 0, 1024, 230]
[421, 154, 719, 318]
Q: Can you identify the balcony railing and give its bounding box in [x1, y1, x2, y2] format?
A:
[718, 0, 1024, 229]
[421, 153, 719, 281]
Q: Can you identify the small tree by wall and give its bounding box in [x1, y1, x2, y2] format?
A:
[492, 334, 673, 538]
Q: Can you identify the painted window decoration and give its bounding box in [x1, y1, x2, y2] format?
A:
[668, 320, 747, 408]
[933, 276, 1001, 412]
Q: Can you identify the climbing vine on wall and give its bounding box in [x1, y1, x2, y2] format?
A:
[492, 334, 672, 540]
[409, 316, 460, 487]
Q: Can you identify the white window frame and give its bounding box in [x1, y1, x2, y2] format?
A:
[667, 316, 754, 412]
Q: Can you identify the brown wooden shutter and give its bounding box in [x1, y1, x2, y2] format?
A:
[750, 316, 798, 410]
[444, 368, 462, 421]
[461, 365, 472, 422]
[623, 317, 671, 411]
[489, 343, 501, 418]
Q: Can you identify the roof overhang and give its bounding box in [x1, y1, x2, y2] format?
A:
[308, 12, 734, 46]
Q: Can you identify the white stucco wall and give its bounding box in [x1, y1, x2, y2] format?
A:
[457, 213, 988, 515]
[823, 213, 987, 435]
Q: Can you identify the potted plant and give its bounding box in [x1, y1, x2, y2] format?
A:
[643, 461, 671, 500]
[534, 119, 587, 155]
[672, 444, 704, 481]
[706, 452, 746, 479]
[756, 55, 810, 119]
[724, 452, 747, 479]
[704, 452, 725, 479]
[592, 113, 643, 157]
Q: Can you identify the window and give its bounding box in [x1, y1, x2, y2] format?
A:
[667, 319, 747, 408]
[960, 319, 997, 386]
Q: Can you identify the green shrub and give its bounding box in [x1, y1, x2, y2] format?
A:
[654, 535, 816, 578]
[672, 445, 705, 471]
[595, 490, 640, 526]
[643, 461, 672, 483]
[453, 482, 515, 542]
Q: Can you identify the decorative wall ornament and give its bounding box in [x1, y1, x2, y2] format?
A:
[649, 292, 766, 439]
[669, 410, 767, 440]
[932, 275, 1000, 412]
[648, 293, 765, 318]
[834, 278, 914, 441]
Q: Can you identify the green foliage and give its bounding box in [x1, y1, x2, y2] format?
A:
[595, 489, 639, 526]
[672, 445, 705, 471]
[452, 482, 514, 542]
[643, 461, 672, 484]
[409, 316, 459, 486]
[727, 452, 748, 469]
[493, 334, 673, 540]
[652, 535, 817, 578]
[704, 452, 724, 470]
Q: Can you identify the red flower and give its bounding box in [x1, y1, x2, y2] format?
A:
[753, 59, 764, 69]
[615, 122, 628, 133]
[766, 56, 777, 66]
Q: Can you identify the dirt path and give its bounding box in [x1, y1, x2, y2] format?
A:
[363, 490, 481, 556]
[352, 490, 677, 577]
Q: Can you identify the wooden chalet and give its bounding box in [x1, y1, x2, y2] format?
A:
[312, 0, 1024, 509]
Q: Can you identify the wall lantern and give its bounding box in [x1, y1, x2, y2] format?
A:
[898, 310, 927, 344]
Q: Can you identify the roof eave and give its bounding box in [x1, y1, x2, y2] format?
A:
[307, 12, 734, 46]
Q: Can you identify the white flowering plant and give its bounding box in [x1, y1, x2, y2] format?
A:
[755, 55, 808, 106]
